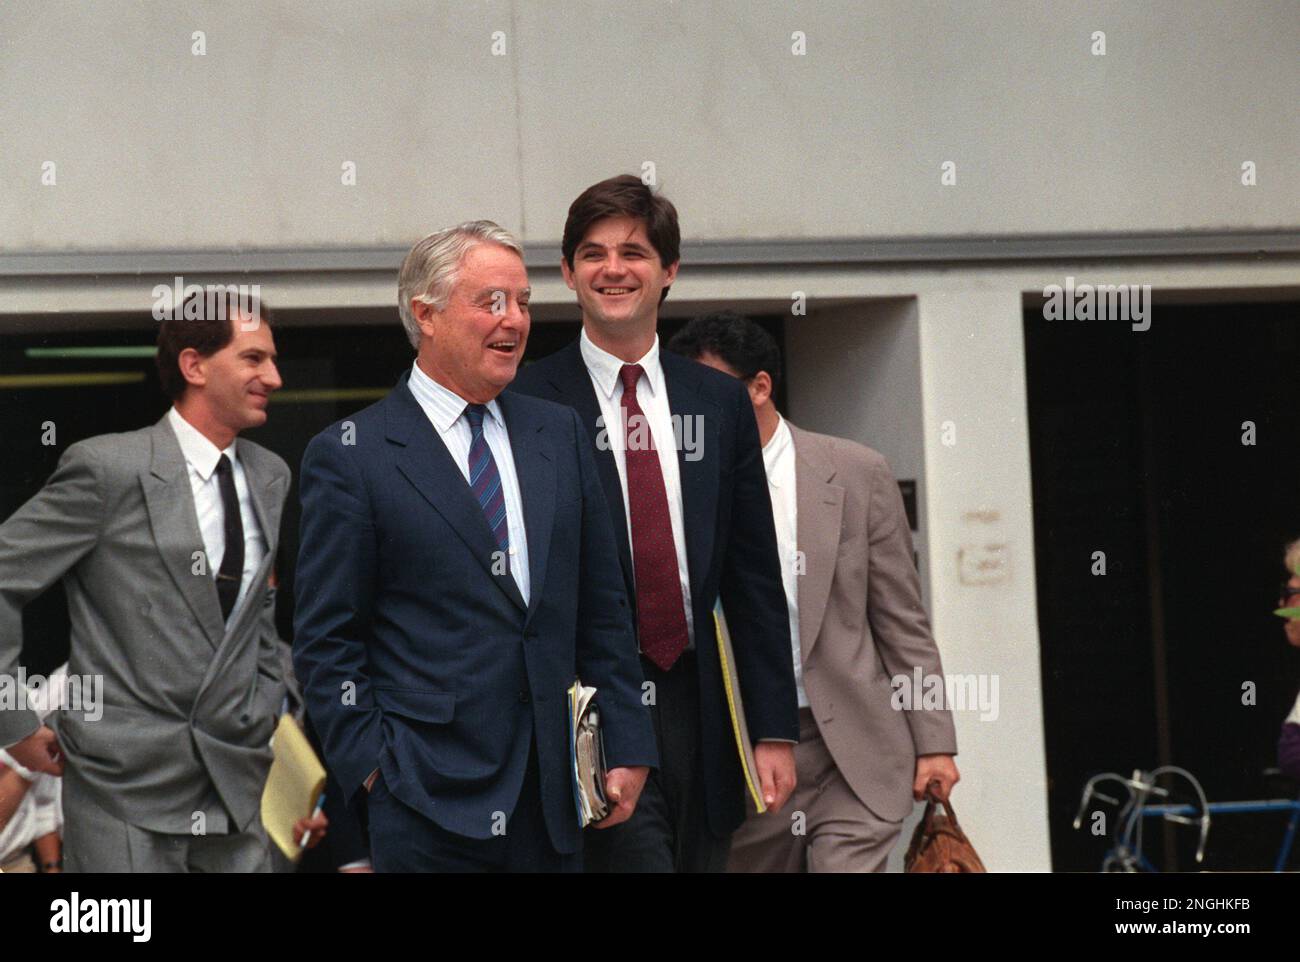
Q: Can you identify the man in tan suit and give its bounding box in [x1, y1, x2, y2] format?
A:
[669, 312, 959, 872]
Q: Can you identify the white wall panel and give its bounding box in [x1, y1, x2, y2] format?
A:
[2, 1, 1295, 254]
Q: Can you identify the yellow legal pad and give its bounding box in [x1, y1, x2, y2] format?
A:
[260, 714, 327, 861]
[714, 606, 766, 814]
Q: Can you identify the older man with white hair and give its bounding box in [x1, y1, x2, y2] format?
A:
[293, 221, 656, 872]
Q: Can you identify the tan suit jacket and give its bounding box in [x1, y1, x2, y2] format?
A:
[790, 422, 957, 822]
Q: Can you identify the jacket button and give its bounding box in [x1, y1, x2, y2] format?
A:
[518, 690, 530, 704]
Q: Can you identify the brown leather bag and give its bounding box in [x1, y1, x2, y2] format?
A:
[904, 790, 986, 873]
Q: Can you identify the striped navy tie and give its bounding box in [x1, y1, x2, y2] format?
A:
[465, 403, 510, 555]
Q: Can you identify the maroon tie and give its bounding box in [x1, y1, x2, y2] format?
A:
[619, 364, 690, 671]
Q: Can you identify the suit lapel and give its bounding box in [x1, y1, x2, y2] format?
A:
[789, 423, 843, 659]
[139, 417, 226, 650]
[543, 342, 634, 587]
[388, 376, 527, 612]
[234, 439, 285, 562]
[661, 352, 719, 605]
[498, 392, 555, 623]
[228, 439, 286, 633]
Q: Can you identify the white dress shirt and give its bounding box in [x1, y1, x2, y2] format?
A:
[166, 407, 266, 618]
[0, 752, 61, 865]
[406, 361, 531, 605]
[762, 415, 807, 709]
[0, 665, 65, 865]
[580, 329, 694, 645]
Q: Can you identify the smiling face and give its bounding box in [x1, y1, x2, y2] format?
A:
[181, 313, 281, 436]
[561, 215, 678, 341]
[413, 242, 531, 404]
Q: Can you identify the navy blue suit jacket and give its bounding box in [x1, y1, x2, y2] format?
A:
[292, 372, 657, 855]
[510, 340, 799, 837]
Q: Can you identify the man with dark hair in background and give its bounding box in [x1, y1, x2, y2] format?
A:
[0, 292, 323, 871]
[511, 177, 800, 872]
[669, 310, 959, 872]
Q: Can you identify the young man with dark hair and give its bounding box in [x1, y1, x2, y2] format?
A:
[511, 177, 800, 872]
[669, 310, 960, 872]
[0, 294, 319, 871]
[154, 296, 273, 400]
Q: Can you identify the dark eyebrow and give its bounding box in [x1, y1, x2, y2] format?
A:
[577, 240, 651, 254]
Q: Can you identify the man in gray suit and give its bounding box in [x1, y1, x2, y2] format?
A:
[670, 312, 959, 872]
[0, 294, 306, 872]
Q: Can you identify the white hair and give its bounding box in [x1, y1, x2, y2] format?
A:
[396, 220, 524, 349]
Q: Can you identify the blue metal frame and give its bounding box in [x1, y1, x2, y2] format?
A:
[1138, 799, 1300, 872]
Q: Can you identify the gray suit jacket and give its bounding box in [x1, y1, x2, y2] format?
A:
[0, 415, 289, 833]
[789, 422, 957, 821]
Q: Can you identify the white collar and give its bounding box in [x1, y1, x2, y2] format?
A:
[579, 328, 665, 401]
[408, 360, 504, 434]
[167, 407, 236, 482]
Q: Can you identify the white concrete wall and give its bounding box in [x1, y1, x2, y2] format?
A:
[915, 290, 1051, 871]
[786, 292, 1051, 871]
[2, 0, 1296, 253]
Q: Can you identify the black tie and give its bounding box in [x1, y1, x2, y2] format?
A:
[214, 454, 245, 621]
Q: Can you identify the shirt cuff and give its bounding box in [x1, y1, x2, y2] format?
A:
[0, 751, 37, 782]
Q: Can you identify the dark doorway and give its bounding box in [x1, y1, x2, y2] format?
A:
[1025, 299, 1300, 871]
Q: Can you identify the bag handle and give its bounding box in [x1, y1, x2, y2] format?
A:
[923, 781, 962, 831]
